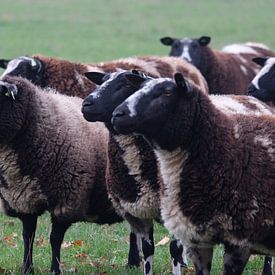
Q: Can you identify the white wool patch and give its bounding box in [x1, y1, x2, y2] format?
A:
[252, 57, 275, 89]
[181, 45, 192, 62]
[210, 95, 273, 116]
[245, 42, 270, 50]
[112, 134, 160, 219]
[125, 78, 170, 117]
[155, 147, 211, 246]
[254, 135, 275, 161]
[211, 96, 251, 115]
[233, 124, 240, 139]
[240, 65, 248, 75]
[222, 44, 258, 55]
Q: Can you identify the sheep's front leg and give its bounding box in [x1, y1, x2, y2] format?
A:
[127, 231, 141, 267]
[50, 218, 71, 274]
[170, 238, 187, 275]
[187, 246, 213, 275]
[223, 244, 250, 275]
[262, 256, 273, 275]
[141, 226, 154, 275]
[20, 214, 38, 275]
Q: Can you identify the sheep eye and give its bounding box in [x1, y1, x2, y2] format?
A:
[163, 90, 173, 96]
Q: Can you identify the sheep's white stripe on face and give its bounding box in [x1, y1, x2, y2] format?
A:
[222, 44, 258, 55]
[1, 57, 34, 77]
[252, 57, 275, 89]
[90, 71, 123, 99]
[180, 39, 192, 62]
[125, 78, 169, 117]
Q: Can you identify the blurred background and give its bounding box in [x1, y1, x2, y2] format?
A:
[0, 0, 274, 274]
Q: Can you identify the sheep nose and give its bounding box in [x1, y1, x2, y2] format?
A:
[246, 84, 257, 95]
[82, 97, 95, 107]
[113, 109, 126, 118]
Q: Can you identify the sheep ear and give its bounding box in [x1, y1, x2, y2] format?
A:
[84, 72, 107, 85]
[198, 36, 211, 46]
[252, 57, 267, 67]
[0, 81, 18, 100]
[0, 59, 11, 69]
[125, 73, 147, 88]
[160, 37, 175, 46]
[174, 73, 188, 93]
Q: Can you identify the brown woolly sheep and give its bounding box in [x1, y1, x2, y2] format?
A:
[160, 35, 275, 94]
[112, 73, 275, 275]
[0, 76, 122, 274]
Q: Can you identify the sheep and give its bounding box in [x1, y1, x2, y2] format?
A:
[246, 57, 275, 105]
[0, 75, 124, 274]
[82, 58, 208, 275]
[160, 35, 275, 95]
[111, 72, 275, 275]
[0, 54, 207, 271]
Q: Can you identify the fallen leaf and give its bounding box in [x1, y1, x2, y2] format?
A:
[35, 236, 47, 247]
[3, 233, 17, 247]
[74, 253, 89, 260]
[72, 239, 84, 247]
[90, 261, 103, 268]
[156, 236, 170, 246]
[62, 241, 73, 248]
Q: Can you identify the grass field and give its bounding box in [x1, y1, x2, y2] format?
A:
[0, 0, 274, 274]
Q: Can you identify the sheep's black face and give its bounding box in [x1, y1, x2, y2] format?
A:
[160, 36, 211, 69]
[0, 56, 44, 85]
[0, 79, 26, 143]
[112, 73, 192, 138]
[82, 70, 150, 123]
[246, 57, 275, 104]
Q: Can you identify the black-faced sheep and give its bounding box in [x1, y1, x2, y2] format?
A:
[246, 57, 275, 105]
[82, 58, 208, 275]
[0, 76, 123, 274]
[160, 35, 275, 95]
[112, 73, 275, 274]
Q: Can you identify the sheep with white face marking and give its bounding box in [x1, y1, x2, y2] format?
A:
[112, 73, 275, 275]
[0, 75, 123, 274]
[160, 35, 275, 95]
[247, 56, 275, 105]
[82, 57, 208, 275]
[0, 54, 207, 271]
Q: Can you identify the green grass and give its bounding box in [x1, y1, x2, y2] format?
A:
[0, 0, 274, 273]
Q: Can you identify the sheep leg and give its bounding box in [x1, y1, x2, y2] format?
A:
[141, 226, 154, 275]
[262, 256, 273, 275]
[20, 214, 38, 275]
[50, 219, 71, 274]
[170, 238, 187, 275]
[127, 231, 141, 267]
[223, 244, 250, 275]
[187, 246, 213, 275]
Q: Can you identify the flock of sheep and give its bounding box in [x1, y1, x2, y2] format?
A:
[0, 35, 274, 275]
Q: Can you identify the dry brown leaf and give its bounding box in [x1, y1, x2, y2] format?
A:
[74, 253, 89, 260]
[155, 236, 170, 246]
[90, 261, 103, 268]
[35, 236, 47, 247]
[72, 239, 84, 247]
[3, 233, 17, 247]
